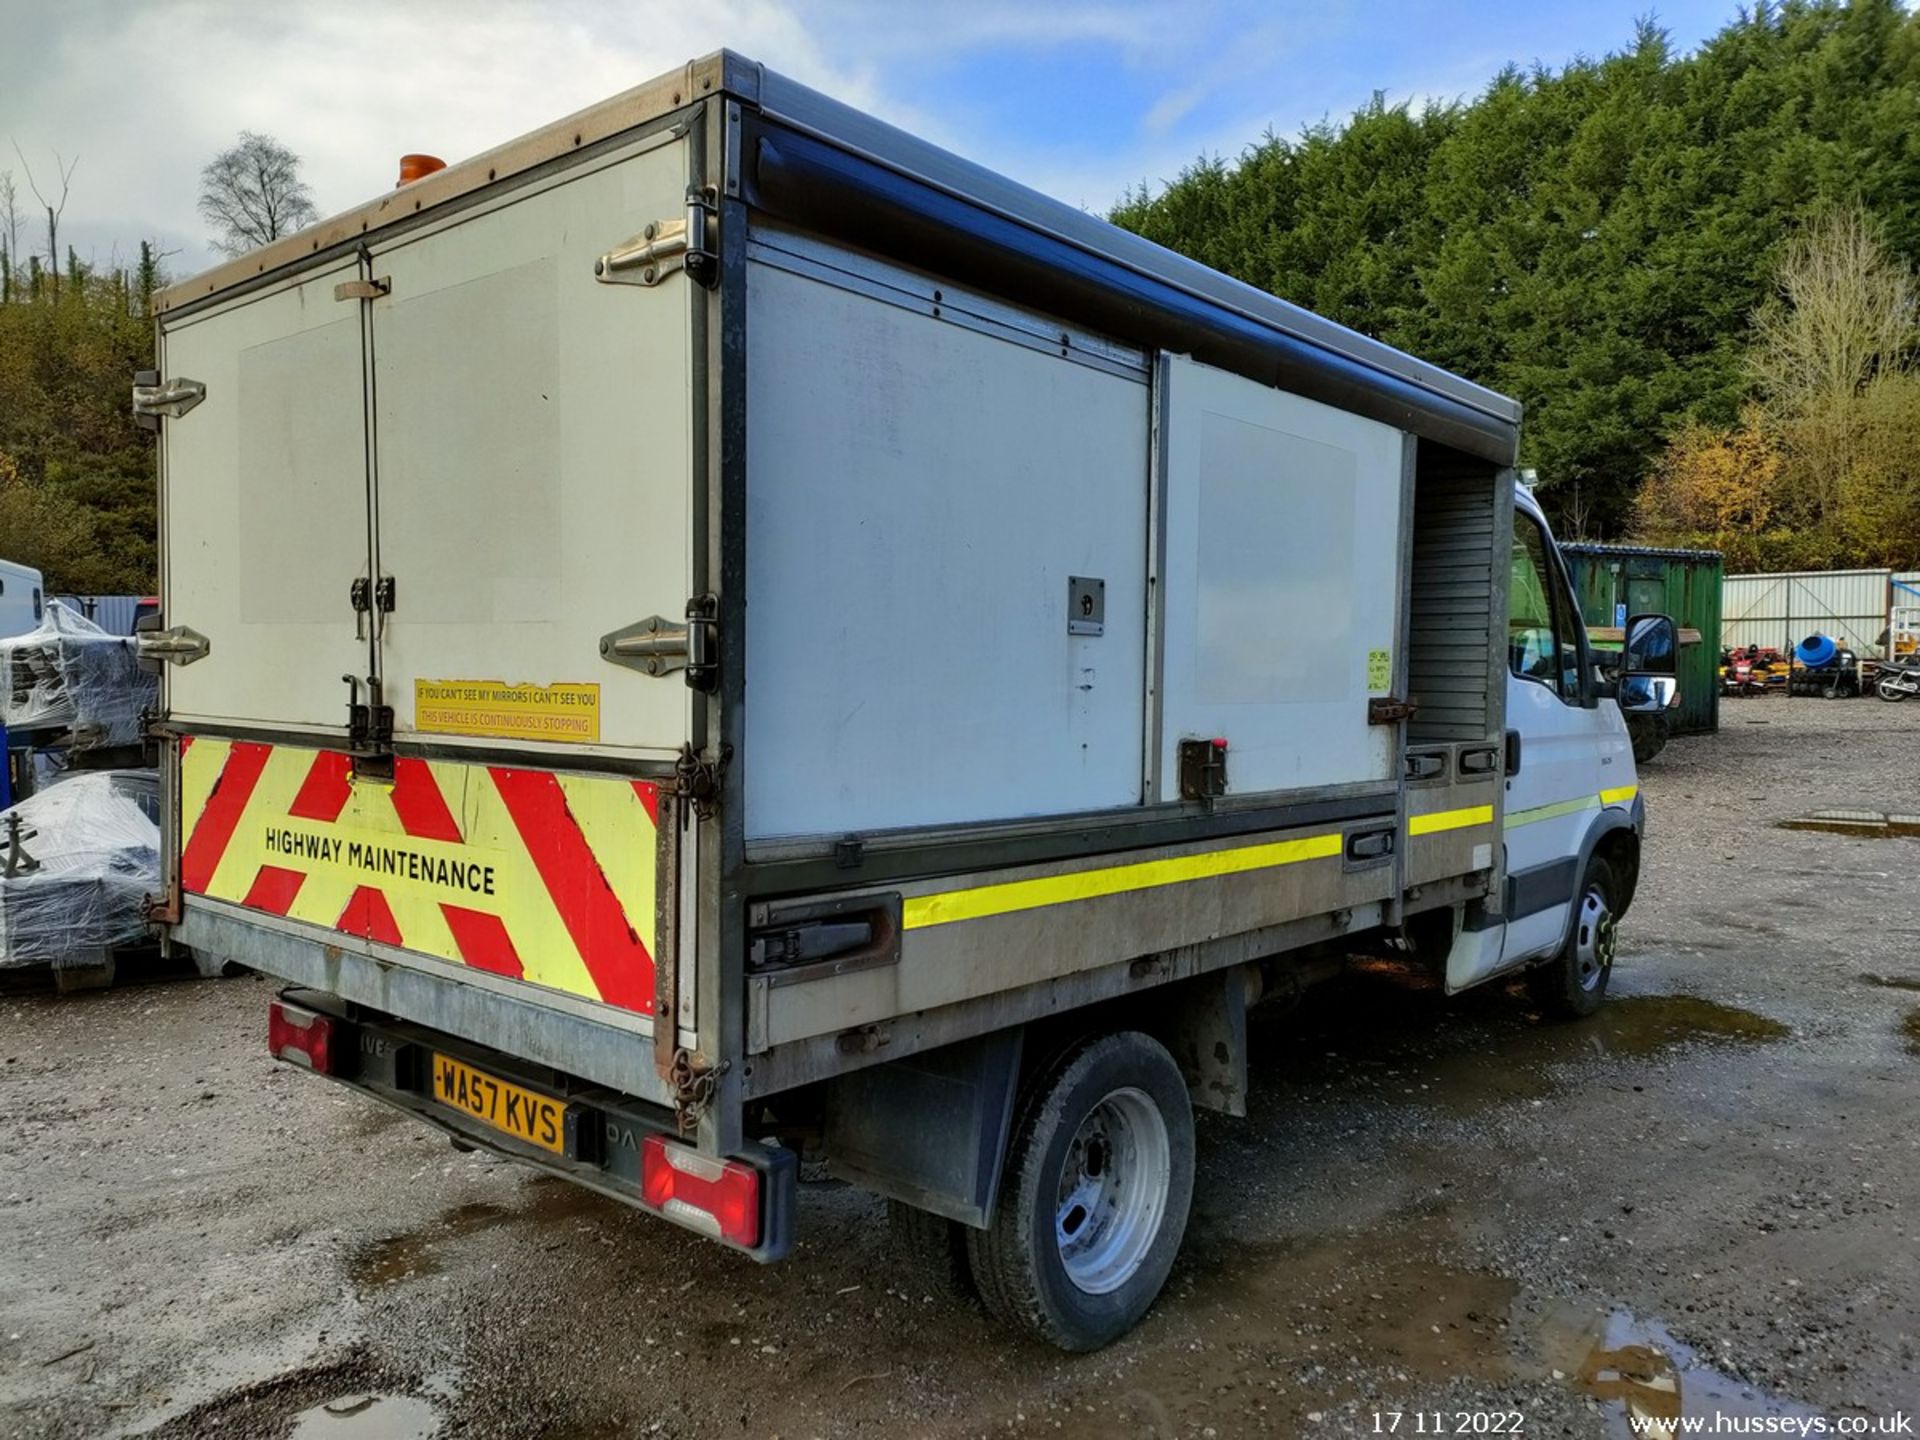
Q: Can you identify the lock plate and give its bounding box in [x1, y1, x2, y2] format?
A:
[1067, 576, 1105, 637]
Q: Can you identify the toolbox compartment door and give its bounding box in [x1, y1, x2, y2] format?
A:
[1156, 355, 1408, 798]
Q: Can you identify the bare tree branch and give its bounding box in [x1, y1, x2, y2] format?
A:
[198, 131, 319, 257]
[0, 169, 19, 270]
[10, 141, 77, 297]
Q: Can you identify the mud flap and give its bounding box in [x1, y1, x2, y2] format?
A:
[1445, 903, 1508, 993]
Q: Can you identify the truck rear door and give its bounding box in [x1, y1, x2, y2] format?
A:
[366, 130, 694, 760]
[160, 256, 373, 734]
[159, 127, 698, 1056]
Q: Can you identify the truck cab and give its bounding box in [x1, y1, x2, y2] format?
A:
[1441, 483, 1668, 1016]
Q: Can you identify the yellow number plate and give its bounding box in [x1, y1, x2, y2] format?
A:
[430, 1053, 567, 1155]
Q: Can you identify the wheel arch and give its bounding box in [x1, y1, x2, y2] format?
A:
[1561, 810, 1640, 955]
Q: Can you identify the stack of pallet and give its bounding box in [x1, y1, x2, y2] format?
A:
[0, 771, 162, 990]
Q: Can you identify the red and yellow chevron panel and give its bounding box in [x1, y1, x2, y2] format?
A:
[177, 738, 659, 1016]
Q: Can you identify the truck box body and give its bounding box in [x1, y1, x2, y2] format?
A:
[149, 53, 1534, 1233]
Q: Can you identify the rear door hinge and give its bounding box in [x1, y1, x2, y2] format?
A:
[135, 625, 212, 667]
[131, 371, 206, 429]
[1368, 697, 1418, 724]
[333, 277, 391, 301]
[600, 594, 718, 690]
[594, 187, 718, 289]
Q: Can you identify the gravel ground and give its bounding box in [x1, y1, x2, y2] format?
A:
[2, 697, 1918, 1438]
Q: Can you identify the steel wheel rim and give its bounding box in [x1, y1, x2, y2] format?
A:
[1054, 1086, 1170, 1296]
[1573, 885, 1615, 992]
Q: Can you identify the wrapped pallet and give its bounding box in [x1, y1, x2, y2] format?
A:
[0, 600, 156, 750]
[0, 771, 161, 967]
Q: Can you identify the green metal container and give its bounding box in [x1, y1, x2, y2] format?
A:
[1560, 543, 1723, 737]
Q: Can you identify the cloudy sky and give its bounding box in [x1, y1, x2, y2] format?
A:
[3, 0, 1740, 283]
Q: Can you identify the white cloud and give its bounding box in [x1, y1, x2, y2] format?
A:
[1, 0, 893, 275]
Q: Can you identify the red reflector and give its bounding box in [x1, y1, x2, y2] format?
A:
[639, 1134, 761, 1248]
[268, 1001, 336, 1074]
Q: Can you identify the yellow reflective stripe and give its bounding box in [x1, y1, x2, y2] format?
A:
[1504, 794, 1599, 829]
[1409, 804, 1494, 836]
[903, 831, 1344, 931]
[1600, 784, 1639, 806]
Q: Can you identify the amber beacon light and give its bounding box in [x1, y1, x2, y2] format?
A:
[397, 153, 447, 186]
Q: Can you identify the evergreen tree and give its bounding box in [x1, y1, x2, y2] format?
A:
[1111, 0, 1920, 539]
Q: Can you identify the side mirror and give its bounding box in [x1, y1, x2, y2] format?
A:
[1620, 613, 1679, 715]
[1624, 613, 1677, 674]
[1618, 674, 1678, 714]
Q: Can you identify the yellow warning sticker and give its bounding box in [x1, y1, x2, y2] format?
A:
[414, 680, 601, 744]
[1366, 649, 1393, 691]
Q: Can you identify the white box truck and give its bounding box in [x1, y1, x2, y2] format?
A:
[138, 52, 1678, 1349]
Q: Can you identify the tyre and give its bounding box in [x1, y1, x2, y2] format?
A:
[886, 1197, 973, 1297]
[1880, 679, 1908, 702]
[1527, 855, 1619, 1020]
[1628, 715, 1668, 765]
[967, 1032, 1195, 1351]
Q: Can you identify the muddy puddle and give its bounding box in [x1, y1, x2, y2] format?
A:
[1538, 1302, 1821, 1439]
[1257, 973, 1789, 1118]
[351, 1178, 614, 1292]
[1036, 1210, 1817, 1440]
[1046, 1214, 1521, 1436]
[1903, 1009, 1920, 1056]
[352, 1201, 511, 1289]
[290, 1392, 442, 1439]
[1777, 809, 1920, 839]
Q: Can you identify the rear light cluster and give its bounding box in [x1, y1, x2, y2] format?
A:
[638, 1133, 761, 1248]
[268, 1000, 337, 1074]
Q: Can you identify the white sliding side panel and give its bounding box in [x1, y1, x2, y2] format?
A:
[744, 261, 1150, 840]
[1158, 355, 1406, 798]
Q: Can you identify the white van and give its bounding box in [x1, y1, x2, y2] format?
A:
[0, 560, 44, 640]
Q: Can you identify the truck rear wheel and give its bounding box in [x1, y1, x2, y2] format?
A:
[967, 1031, 1194, 1351]
[1527, 855, 1618, 1020]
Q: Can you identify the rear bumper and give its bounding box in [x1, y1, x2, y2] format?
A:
[178, 899, 676, 1106]
[268, 987, 797, 1262]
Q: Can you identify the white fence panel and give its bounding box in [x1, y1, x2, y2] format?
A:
[1722, 569, 1892, 655]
